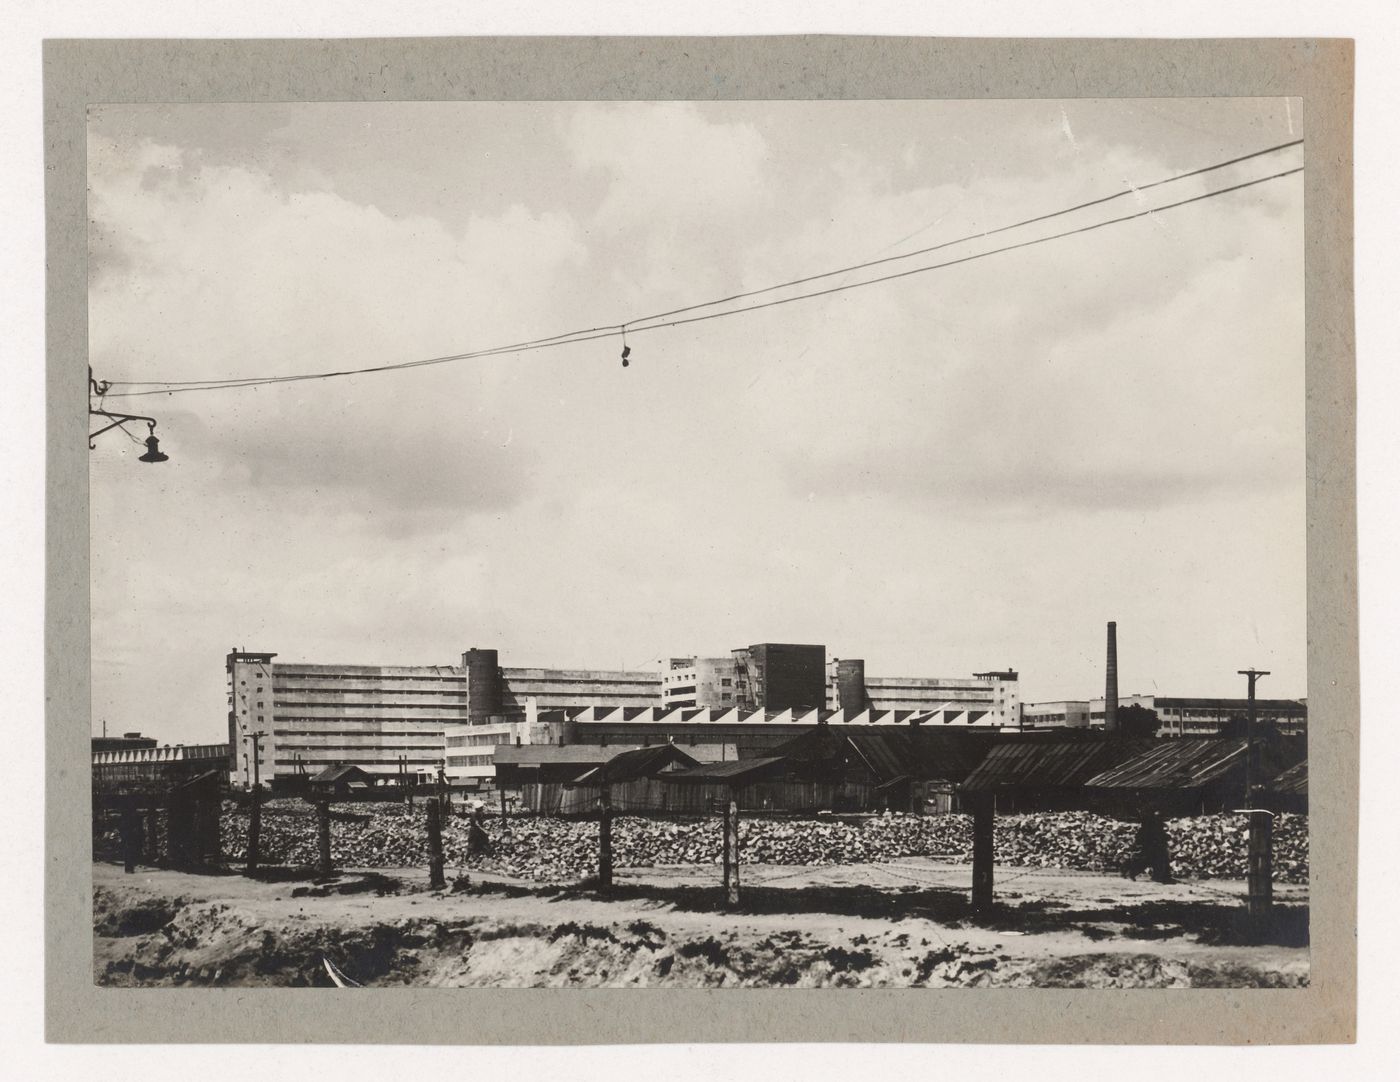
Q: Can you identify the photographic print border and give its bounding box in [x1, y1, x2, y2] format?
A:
[45, 35, 1356, 1044]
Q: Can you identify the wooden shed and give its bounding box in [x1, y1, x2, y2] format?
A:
[559, 744, 702, 814]
[308, 764, 377, 800]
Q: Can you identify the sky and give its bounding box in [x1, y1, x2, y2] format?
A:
[87, 98, 1305, 745]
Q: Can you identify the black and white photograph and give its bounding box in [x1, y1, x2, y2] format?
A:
[85, 93, 1314, 991]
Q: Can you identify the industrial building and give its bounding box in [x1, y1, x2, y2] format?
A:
[227, 648, 661, 789]
[665, 646, 1019, 724]
[662, 656, 740, 710]
[227, 642, 1018, 790]
[92, 731, 158, 754]
[1019, 701, 1092, 730]
[663, 644, 829, 712]
[1020, 694, 1307, 736]
[91, 740, 232, 792]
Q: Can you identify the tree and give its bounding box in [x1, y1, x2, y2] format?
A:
[1116, 703, 1161, 739]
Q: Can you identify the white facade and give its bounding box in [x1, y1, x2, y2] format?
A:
[1021, 700, 1091, 730]
[662, 656, 739, 709]
[443, 718, 532, 786]
[826, 665, 1020, 727]
[539, 704, 1010, 727]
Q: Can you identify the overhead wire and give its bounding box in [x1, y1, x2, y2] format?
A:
[102, 141, 1303, 400]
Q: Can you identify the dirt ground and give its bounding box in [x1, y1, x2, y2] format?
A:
[92, 857, 1309, 989]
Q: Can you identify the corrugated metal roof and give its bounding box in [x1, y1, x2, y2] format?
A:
[661, 757, 789, 784]
[311, 764, 375, 783]
[1266, 758, 1308, 797]
[567, 744, 700, 787]
[1084, 738, 1248, 791]
[962, 737, 1152, 792]
[759, 727, 991, 783]
[492, 744, 639, 766]
[844, 728, 991, 784]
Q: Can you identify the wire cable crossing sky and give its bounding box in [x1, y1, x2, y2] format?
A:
[102, 138, 1303, 399]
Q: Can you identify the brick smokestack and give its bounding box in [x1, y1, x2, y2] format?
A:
[1105, 621, 1119, 733]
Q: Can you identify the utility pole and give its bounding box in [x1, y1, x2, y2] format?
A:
[245, 731, 266, 874]
[1237, 669, 1273, 930]
[1237, 669, 1271, 808]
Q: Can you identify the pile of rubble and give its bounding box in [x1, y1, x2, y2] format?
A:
[213, 801, 1308, 884]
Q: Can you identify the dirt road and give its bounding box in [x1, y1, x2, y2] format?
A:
[92, 858, 1308, 989]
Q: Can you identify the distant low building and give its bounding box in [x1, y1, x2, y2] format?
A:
[92, 741, 232, 793]
[1020, 701, 1091, 730]
[1020, 694, 1306, 737]
[91, 732, 158, 753]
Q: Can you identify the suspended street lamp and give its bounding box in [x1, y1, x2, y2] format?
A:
[89, 367, 169, 463]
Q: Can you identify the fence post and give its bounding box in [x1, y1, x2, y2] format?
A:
[201, 791, 223, 867]
[1246, 809, 1274, 933]
[970, 792, 995, 913]
[725, 789, 741, 908]
[119, 795, 142, 874]
[315, 800, 334, 878]
[720, 798, 731, 900]
[597, 783, 613, 892]
[426, 798, 446, 889]
[145, 800, 162, 865]
[245, 787, 262, 873]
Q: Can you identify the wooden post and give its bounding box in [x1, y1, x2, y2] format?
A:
[971, 792, 994, 913]
[315, 800, 334, 878]
[1246, 809, 1274, 930]
[499, 785, 508, 821]
[725, 790, 741, 908]
[597, 783, 613, 892]
[426, 798, 446, 889]
[145, 800, 162, 865]
[200, 792, 222, 866]
[720, 798, 731, 900]
[246, 790, 262, 873]
[119, 795, 141, 874]
[245, 731, 264, 874]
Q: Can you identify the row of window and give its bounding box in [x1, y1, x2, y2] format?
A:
[507, 676, 660, 687]
[445, 754, 496, 767]
[272, 671, 467, 682]
[272, 685, 469, 696]
[272, 757, 440, 766]
[275, 743, 445, 752]
[851, 683, 1008, 691]
[273, 727, 446, 737]
[446, 732, 509, 748]
[275, 700, 470, 710]
[272, 715, 464, 724]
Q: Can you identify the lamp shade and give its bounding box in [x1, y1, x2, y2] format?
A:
[138, 435, 168, 463]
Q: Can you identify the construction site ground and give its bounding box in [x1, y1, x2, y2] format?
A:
[93, 856, 1309, 989]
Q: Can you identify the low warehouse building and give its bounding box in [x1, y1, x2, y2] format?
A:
[1082, 736, 1304, 816]
[960, 734, 1154, 813]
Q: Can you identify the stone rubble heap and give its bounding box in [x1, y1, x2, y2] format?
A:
[211, 801, 1308, 884]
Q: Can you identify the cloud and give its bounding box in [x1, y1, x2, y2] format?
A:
[87, 133, 600, 525]
[86, 101, 1307, 748]
[732, 155, 1304, 516]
